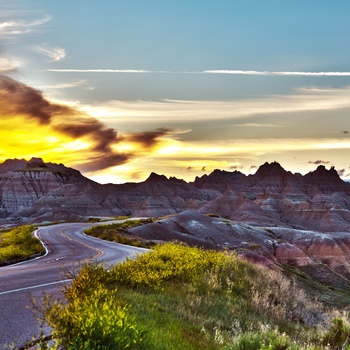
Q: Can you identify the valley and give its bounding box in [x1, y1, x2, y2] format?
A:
[2, 157, 350, 289]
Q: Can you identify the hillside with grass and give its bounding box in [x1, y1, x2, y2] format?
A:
[0, 225, 45, 265]
[38, 243, 350, 349]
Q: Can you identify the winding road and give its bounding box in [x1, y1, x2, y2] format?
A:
[0, 221, 147, 348]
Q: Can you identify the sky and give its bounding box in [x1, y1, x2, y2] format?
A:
[1, 0, 350, 183]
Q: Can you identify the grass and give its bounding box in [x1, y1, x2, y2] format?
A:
[0, 225, 45, 265]
[280, 264, 350, 309]
[37, 243, 350, 349]
[84, 218, 157, 248]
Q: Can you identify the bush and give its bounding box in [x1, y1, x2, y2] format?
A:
[44, 282, 144, 349]
[111, 243, 229, 289]
[62, 261, 112, 301]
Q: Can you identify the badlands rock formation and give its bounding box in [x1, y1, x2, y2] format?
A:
[0, 158, 97, 222]
[2, 157, 350, 289]
[2, 158, 350, 229]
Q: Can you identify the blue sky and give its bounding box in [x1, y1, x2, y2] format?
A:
[1, 0, 350, 183]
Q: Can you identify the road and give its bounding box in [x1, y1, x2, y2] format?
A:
[0, 221, 147, 348]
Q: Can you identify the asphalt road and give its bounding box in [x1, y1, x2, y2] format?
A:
[0, 221, 147, 348]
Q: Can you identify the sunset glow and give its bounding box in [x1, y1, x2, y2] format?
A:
[1, 1, 350, 183]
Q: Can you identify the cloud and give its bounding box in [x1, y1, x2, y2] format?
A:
[236, 123, 281, 128]
[34, 44, 66, 61]
[52, 116, 118, 155]
[0, 56, 23, 73]
[0, 74, 173, 171]
[88, 86, 350, 127]
[0, 74, 72, 124]
[76, 153, 130, 173]
[229, 165, 243, 170]
[203, 70, 268, 75]
[203, 70, 350, 77]
[126, 128, 172, 147]
[308, 160, 330, 165]
[48, 69, 151, 73]
[37, 80, 87, 89]
[0, 16, 51, 39]
[338, 169, 346, 177]
[48, 68, 350, 77]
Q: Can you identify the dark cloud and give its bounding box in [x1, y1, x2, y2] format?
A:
[338, 169, 346, 177]
[308, 160, 330, 165]
[0, 74, 74, 124]
[0, 74, 176, 172]
[344, 131, 349, 134]
[187, 167, 193, 172]
[201, 166, 207, 171]
[250, 165, 257, 169]
[127, 128, 172, 148]
[77, 153, 130, 172]
[55, 118, 118, 153]
[229, 165, 243, 170]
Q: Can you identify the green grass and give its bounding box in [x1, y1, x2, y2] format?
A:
[280, 264, 350, 309]
[37, 243, 350, 349]
[0, 225, 45, 265]
[84, 218, 157, 248]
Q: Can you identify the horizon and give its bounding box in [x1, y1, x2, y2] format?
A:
[1, 1, 350, 183]
[0, 156, 345, 185]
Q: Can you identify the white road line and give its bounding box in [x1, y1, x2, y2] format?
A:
[34, 229, 49, 256]
[0, 279, 73, 295]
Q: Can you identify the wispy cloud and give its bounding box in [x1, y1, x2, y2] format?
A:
[48, 68, 350, 77]
[203, 70, 350, 76]
[235, 123, 281, 128]
[0, 56, 23, 73]
[83, 86, 350, 125]
[48, 69, 151, 73]
[37, 80, 86, 89]
[203, 70, 269, 75]
[34, 44, 66, 62]
[308, 160, 330, 165]
[0, 16, 51, 39]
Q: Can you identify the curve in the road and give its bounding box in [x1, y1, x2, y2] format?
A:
[0, 220, 148, 347]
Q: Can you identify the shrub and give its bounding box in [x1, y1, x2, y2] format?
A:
[44, 283, 144, 349]
[62, 262, 112, 301]
[111, 243, 229, 289]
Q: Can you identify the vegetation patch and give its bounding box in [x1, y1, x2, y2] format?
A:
[0, 225, 45, 265]
[281, 264, 350, 309]
[205, 213, 220, 218]
[84, 218, 157, 248]
[36, 243, 350, 349]
[86, 215, 132, 223]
